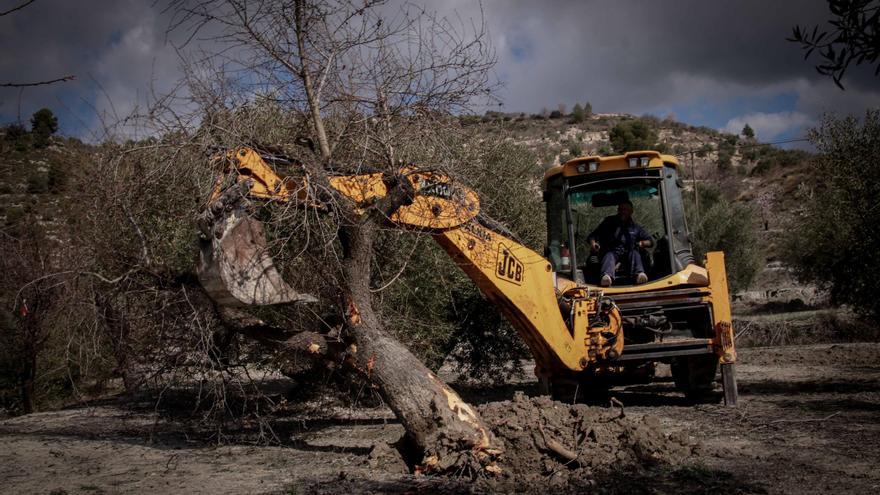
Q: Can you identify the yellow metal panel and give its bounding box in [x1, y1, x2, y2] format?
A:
[555, 263, 709, 294]
[210, 148, 479, 229]
[329, 173, 387, 204]
[544, 151, 679, 180]
[209, 148, 310, 204]
[705, 251, 737, 364]
[435, 222, 597, 373]
[392, 172, 480, 229]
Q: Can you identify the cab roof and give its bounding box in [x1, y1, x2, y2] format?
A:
[544, 150, 680, 180]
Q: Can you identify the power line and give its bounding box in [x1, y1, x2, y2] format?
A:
[736, 137, 811, 149]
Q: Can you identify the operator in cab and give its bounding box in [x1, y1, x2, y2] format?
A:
[587, 200, 653, 287]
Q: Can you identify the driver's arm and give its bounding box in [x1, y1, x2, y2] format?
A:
[635, 225, 653, 249]
[587, 216, 614, 251]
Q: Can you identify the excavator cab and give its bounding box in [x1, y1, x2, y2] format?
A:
[543, 151, 737, 404]
[545, 152, 693, 285]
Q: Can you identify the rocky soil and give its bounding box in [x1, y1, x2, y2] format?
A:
[2, 342, 879, 494]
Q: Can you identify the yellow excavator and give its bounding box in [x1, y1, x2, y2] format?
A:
[197, 147, 738, 405]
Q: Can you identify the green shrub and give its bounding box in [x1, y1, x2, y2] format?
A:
[748, 148, 811, 176]
[695, 143, 713, 158]
[717, 142, 735, 170]
[30, 108, 58, 148]
[750, 158, 774, 175]
[26, 172, 48, 194]
[4, 123, 27, 141]
[4, 207, 24, 226]
[687, 187, 763, 293]
[609, 119, 659, 153]
[571, 103, 585, 123]
[783, 110, 880, 318]
[47, 162, 67, 194]
[741, 147, 758, 162]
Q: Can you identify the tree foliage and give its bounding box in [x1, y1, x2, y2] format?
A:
[30, 108, 58, 148]
[748, 147, 812, 176]
[695, 143, 713, 158]
[717, 141, 735, 170]
[609, 120, 659, 153]
[377, 139, 539, 380]
[742, 123, 755, 139]
[571, 103, 585, 123]
[686, 187, 763, 293]
[789, 0, 880, 89]
[784, 110, 880, 316]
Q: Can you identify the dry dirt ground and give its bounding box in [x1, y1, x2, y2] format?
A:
[1, 342, 879, 494]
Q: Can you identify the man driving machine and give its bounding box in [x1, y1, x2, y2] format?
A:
[587, 200, 653, 287]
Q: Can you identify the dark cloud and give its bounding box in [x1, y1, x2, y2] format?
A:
[0, 0, 182, 139]
[1, 0, 878, 141]
[448, 0, 880, 140]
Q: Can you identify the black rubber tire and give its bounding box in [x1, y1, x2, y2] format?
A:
[671, 354, 719, 401]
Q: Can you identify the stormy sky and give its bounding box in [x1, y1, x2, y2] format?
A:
[1, 0, 878, 143]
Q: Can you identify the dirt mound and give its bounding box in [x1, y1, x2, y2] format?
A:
[479, 393, 696, 489]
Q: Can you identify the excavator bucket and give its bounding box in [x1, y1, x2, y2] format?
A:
[197, 188, 317, 307]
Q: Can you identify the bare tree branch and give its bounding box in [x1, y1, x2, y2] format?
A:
[0, 75, 76, 88]
[0, 0, 37, 17]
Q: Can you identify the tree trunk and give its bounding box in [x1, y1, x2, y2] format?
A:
[20, 353, 36, 414]
[95, 294, 143, 394]
[339, 220, 500, 470]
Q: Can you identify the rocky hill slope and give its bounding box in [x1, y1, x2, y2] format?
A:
[1, 113, 816, 303]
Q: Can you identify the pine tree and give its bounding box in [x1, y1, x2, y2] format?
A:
[571, 103, 585, 123]
[30, 108, 58, 148]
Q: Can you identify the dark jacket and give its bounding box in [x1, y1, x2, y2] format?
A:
[587, 215, 651, 256]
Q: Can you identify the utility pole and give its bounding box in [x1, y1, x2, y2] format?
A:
[690, 150, 700, 227]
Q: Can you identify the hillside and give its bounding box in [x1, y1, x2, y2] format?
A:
[0, 133, 93, 240]
[1, 112, 816, 302]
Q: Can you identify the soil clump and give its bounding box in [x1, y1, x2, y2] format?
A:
[477, 392, 696, 490]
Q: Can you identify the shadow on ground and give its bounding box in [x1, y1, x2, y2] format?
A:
[295, 464, 768, 495]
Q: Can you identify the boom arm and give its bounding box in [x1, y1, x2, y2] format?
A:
[200, 147, 623, 375]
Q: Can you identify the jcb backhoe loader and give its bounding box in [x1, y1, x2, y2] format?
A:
[197, 148, 738, 405]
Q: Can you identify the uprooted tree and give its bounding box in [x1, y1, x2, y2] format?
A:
[164, 0, 505, 470]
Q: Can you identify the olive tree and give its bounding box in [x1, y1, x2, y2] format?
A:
[784, 110, 880, 316]
[166, 0, 503, 470]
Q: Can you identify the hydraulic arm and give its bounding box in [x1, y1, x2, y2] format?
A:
[198, 147, 624, 376]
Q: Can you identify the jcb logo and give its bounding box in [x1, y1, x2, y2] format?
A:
[496, 244, 523, 285]
[417, 177, 454, 199]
